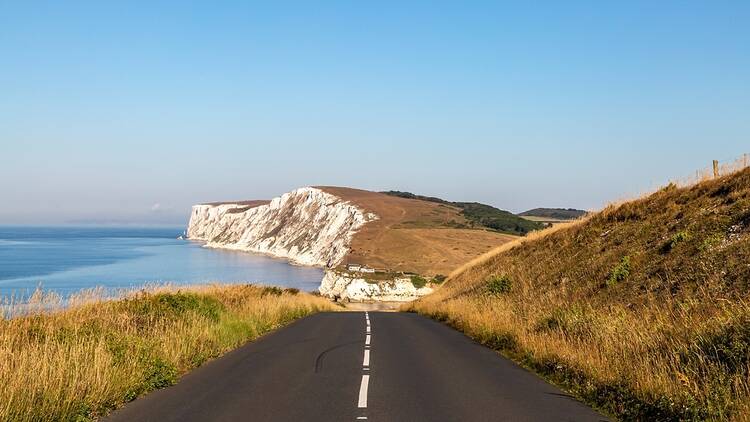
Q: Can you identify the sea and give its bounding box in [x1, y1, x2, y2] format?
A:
[0, 226, 324, 301]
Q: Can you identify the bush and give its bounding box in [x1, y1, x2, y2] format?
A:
[410, 275, 428, 288]
[432, 274, 447, 284]
[661, 230, 691, 253]
[486, 275, 512, 295]
[119, 292, 224, 324]
[607, 256, 631, 286]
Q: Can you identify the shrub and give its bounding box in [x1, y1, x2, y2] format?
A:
[410, 275, 428, 288]
[486, 275, 512, 295]
[119, 292, 224, 323]
[432, 274, 447, 284]
[607, 256, 631, 286]
[661, 230, 691, 253]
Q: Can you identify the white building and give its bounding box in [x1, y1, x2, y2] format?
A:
[347, 264, 361, 272]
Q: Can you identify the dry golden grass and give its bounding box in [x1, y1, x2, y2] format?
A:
[318, 186, 517, 275]
[409, 166, 750, 421]
[0, 284, 335, 421]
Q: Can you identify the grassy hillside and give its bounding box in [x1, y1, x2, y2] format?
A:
[408, 167, 750, 421]
[318, 187, 518, 276]
[382, 190, 544, 235]
[519, 207, 587, 220]
[0, 285, 334, 421]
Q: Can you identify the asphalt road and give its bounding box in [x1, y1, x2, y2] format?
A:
[106, 312, 608, 422]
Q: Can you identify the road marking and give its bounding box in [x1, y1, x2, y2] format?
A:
[356, 417, 367, 420]
[358, 375, 370, 408]
[363, 349, 370, 367]
[363, 367, 369, 371]
[366, 326, 370, 333]
[365, 334, 371, 345]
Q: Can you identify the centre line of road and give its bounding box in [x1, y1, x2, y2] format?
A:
[358, 375, 370, 408]
[358, 311, 371, 417]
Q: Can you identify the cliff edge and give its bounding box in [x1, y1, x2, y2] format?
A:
[187, 187, 376, 267]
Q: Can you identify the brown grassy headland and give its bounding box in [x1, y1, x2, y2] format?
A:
[318, 186, 518, 275]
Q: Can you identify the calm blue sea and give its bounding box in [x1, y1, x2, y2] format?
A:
[0, 226, 324, 299]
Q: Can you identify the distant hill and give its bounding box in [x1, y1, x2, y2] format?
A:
[381, 191, 544, 235]
[519, 207, 587, 220]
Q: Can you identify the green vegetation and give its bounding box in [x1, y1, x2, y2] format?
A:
[382, 191, 544, 235]
[661, 230, 692, 253]
[486, 275, 512, 295]
[409, 167, 750, 420]
[519, 208, 587, 220]
[0, 285, 334, 421]
[431, 274, 447, 284]
[410, 275, 428, 288]
[606, 255, 631, 286]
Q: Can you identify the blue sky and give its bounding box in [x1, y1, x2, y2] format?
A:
[1, 1, 748, 225]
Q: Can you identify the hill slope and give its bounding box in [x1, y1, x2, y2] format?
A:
[317, 187, 518, 275]
[409, 167, 750, 420]
[381, 191, 544, 235]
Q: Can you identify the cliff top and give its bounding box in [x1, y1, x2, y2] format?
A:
[316, 186, 519, 276]
[199, 200, 270, 207]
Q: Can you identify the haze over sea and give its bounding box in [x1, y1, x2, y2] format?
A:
[0, 226, 324, 300]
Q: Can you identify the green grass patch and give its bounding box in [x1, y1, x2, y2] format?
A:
[486, 275, 512, 295]
[606, 256, 631, 287]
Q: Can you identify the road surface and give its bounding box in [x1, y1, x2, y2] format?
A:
[107, 312, 608, 422]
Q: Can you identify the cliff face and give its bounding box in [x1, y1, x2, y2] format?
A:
[187, 187, 376, 267]
[318, 271, 434, 302]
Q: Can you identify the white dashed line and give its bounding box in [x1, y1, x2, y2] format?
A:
[358, 375, 370, 408]
[357, 312, 371, 415]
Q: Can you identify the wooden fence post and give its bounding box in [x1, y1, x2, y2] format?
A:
[713, 160, 719, 178]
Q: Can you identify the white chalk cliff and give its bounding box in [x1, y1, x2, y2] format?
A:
[187, 186, 434, 301]
[318, 271, 434, 302]
[187, 187, 375, 267]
